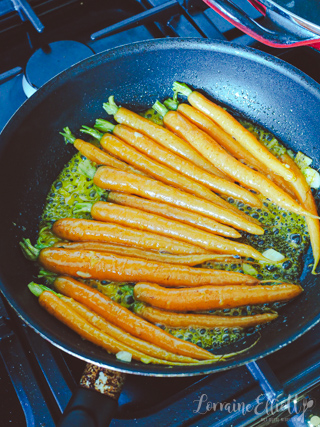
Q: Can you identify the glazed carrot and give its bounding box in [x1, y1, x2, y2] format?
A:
[60, 127, 145, 175]
[176, 103, 297, 198]
[95, 120, 262, 208]
[173, 82, 296, 182]
[93, 167, 266, 237]
[53, 276, 216, 360]
[39, 248, 259, 286]
[103, 96, 229, 179]
[156, 107, 316, 218]
[34, 289, 192, 365]
[134, 282, 303, 311]
[136, 305, 278, 329]
[61, 296, 198, 363]
[107, 192, 241, 239]
[52, 218, 208, 255]
[280, 153, 320, 274]
[99, 132, 241, 213]
[53, 241, 235, 266]
[82, 201, 264, 258]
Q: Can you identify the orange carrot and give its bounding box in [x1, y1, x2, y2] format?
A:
[103, 97, 229, 179]
[99, 132, 240, 213]
[136, 305, 278, 328]
[53, 276, 215, 360]
[102, 122, 262, 207]
[39, 247, 259, 286]
[280, 153, 320, 274]
[88, 201, 264, 258]
[134, 282, 303, 311]
[53, 241, 234, 266]
[161, 110, 316, 218]
[62, 296, 198, 363]
[93, 167, 265, 237]
[52, 218, 207, 255]
[107, 192, 241, 238]
[173, 83, 296, 182]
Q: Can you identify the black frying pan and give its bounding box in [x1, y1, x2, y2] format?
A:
[0, 37, 320, 418]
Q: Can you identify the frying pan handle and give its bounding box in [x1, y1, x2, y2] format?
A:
[202, 0, 320, 47]
[58, 363, 126, 427]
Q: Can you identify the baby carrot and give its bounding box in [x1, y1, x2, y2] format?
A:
[103, 96, 229, 179]
[62, 296, 198, 363]
[52, 218, 207, 255]
[135, 305, 278, 329]
[83, 200, 265, 258]
[134, 282, 303, 311]
[53, 276, 216, 360]
[39, 248, 258, 286]
[93, 167, 265, 237]
[99, 132, 238, 211]
[107, 192, 241, 239]
[173, 82, 296, 182]
[280, 153, 320, 274]
[158, 108, 316, 219]
[96, 120, 262, 208]
[60, 127, 144, 175]
[175, 103, 297, 199]
[53, 241, 234, 266]
[33, 288, 189, 365]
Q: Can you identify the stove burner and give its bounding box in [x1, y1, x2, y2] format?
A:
[23, 40, 94, 97]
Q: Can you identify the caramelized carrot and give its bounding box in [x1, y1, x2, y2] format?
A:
[136, 305, 278, 329]
[280, 153, 320, 274]
[93, 167, 265, 237]
[53, 276, 215, 360]
[87, 201, 264, 258]
[173, 82, 296, 182]
[134, 282, 303, 311]
[53, 241, 233, 266]
[39, 248, 259, 286]
[103, 96, 229, 179]
[97, 120, 261, 208]
[107, 192, 241, 239]
[52, 218, 207, 255]
[176, 103, 297, 198]
[99, 132, 239, 212]
[160, 109, 316, 218]
[37, 290, 191, 365]
[62, 297, 198, 363]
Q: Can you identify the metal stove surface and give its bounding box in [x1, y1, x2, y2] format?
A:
[1, 1, 320, 426]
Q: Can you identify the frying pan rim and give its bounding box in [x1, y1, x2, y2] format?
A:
[1, 37, 320, 377]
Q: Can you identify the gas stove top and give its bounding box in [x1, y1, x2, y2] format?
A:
[1, 1, 320, 426]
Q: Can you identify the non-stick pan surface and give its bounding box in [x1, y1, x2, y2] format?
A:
[0, 38, 319, 376]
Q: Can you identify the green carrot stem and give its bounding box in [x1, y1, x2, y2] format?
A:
[152, 100, 169, 118]
[19, 238, 40, 261]
[28, 282, 62, 298]
[78, 159, 96, 179]
[94, 119, 115, 133]
[164, 98, 179, 111]
[103, 96, 120, 115]
[80, 126, 103, 141]
[74, 202, 93, 214]
[60, 127, 76, 144]
[173, 81, 193, 97]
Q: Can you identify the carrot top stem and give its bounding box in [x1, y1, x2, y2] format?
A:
[78, 159, 96, 179]
[153, 100, 169, 118]
[164, 98, 179, 111]
[173, 81, 193, 97]
[28, 282, 62, 298]
[80, 126, 103, 141]
[103, 95, 120, 115]
[74, 202, 93, 214]
[20, 238, 40, 261]
[95, 119, 115, 133]
[60, 127, 76, 144]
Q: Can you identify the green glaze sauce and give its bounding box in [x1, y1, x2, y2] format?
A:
[36, 119, 312, 350]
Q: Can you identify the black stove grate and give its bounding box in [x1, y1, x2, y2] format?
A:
[1, 1, 320, 426]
